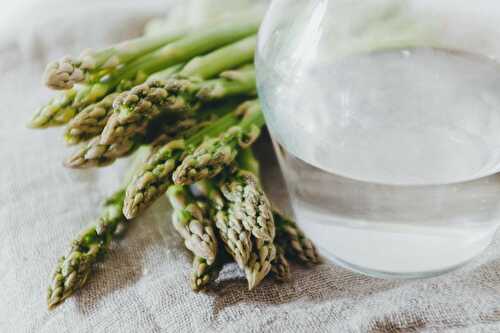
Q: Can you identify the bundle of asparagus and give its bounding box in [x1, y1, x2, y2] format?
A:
[32, 14, 319, 310]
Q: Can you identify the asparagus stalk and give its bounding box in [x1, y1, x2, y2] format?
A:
[63, 64, 185, 145]
[218, 169, 277, 289]
[173, 99, 262, 185]
[33, 18, 259, 128]
[213, 205, 252, 269]
[65, 66, 256, 169]
[64, 98, 239, 169]
[165, 187, 227, 291]
[194, 178, 274, 290]
[73, 19, 258, 106]
[245, 238, 276, 290]
[167, 185, 218, 264]
[220, 169, 276, 242]
[177, 35, 257, 80]
[64, 93, 119, 145]
[273, 212, 321, 265]
[28, 82, 125, 129]
[47, 146, 150, 309]
[191, 256, 222, 292]
[28, 88, 78, 128]
[193, 154, 279, 289]
[123, 100, 260, 219]
[271, 244, 291, 282]
[44, 28, 187, 90]
[103, 18, 258, 88]
[100, 37, 257, 149]
[196, 65, 256, 101]
[47, 190, 125, 309]
[236, 147, 320, 265]
[64, 136, 139, 168]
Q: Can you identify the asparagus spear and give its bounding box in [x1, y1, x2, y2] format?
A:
[74, 19, 258, 105]
[165, 187, 226, 291]
[28, 88, 78, 128]
[271, 244, 291, 282]
[47, 147, 151, 309]
[64, 93, 119, 145]
[100, 36, 257, 149]
[64, 98, 239, 169]
[193, 178, 275, 290]
[236, 147, 320, 265]
[273, 212, 321, 265]
[245, 238, 276, 290]
[64, 135, 139, 168]
[28, 81, 133, 129]
[167, 185, 218, 264]
[33, 18, 258, 128]
[123, 100, 260, 219]
[44, 28, 187, 90]
[65, 65, 255, 169]
[220, 169, 276, 242]
[47, 190, 125, 309]
[191, 256, 222, 292]
[193, 159, 279, 289]
[188, 199, 228, 292]
[173, 99, 262, 185]
[213, 205, 252, 269]
[195, 181, 286, 289]
[63, 64, 185, 145]
[101, 16, 258, 88]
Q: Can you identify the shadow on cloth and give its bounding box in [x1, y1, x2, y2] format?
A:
[210, 262, 407, 319]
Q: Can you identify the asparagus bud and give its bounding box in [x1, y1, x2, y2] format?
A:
[274, 212, 321, 265]
[173, 100, 262, 185]
[221, 170, 276, 242]
[64, 93, 119, 144]
[271, 245, 291, 282]
[167, 185, 218, 264]
[47, 190, 126, 309]
[245, 238, 276, 290]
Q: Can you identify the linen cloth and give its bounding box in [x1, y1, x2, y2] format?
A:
[0, 1, 499, 332]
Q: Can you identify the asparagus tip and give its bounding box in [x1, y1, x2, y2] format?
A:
[44, 57, 85, 90]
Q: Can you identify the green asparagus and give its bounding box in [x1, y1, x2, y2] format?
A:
[245, 238, 276, 290]
[271, 245, 291, 282]
[214, 206, 252, 269]
[173, 99, 262, 185]
[167, 185, 218, 264]
[28, 88, 78, 128]
[100, 37, 257, 150]
[123, 100, 260, 219]
[220, 170, 276, 242]
[47, 189, 126, 309]
[47, 147, 150, 309]
[191, 256, 222, 292]
[274, 212, 321, 265]
[33, 18, 258, 128]
[63, 64, 185, 145]
[37, 12, 326, 307]
[236, 147, 320, 265]
[64, 93, 119, 145]
[64, 99, 239, 169]
[44, 28, 187, 90]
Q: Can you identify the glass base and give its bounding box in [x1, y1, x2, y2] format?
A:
[318, 240, 492, 280]
[290, 194, 499, 280]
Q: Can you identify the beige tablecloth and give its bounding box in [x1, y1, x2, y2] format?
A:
[1, 1, 499, 332]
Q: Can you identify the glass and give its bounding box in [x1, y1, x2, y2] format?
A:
[256, 0, 500, 278]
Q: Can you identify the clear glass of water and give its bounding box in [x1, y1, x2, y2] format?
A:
[256, 0, 500, 278]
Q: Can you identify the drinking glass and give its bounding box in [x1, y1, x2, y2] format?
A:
[256, 0, 500, 278]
